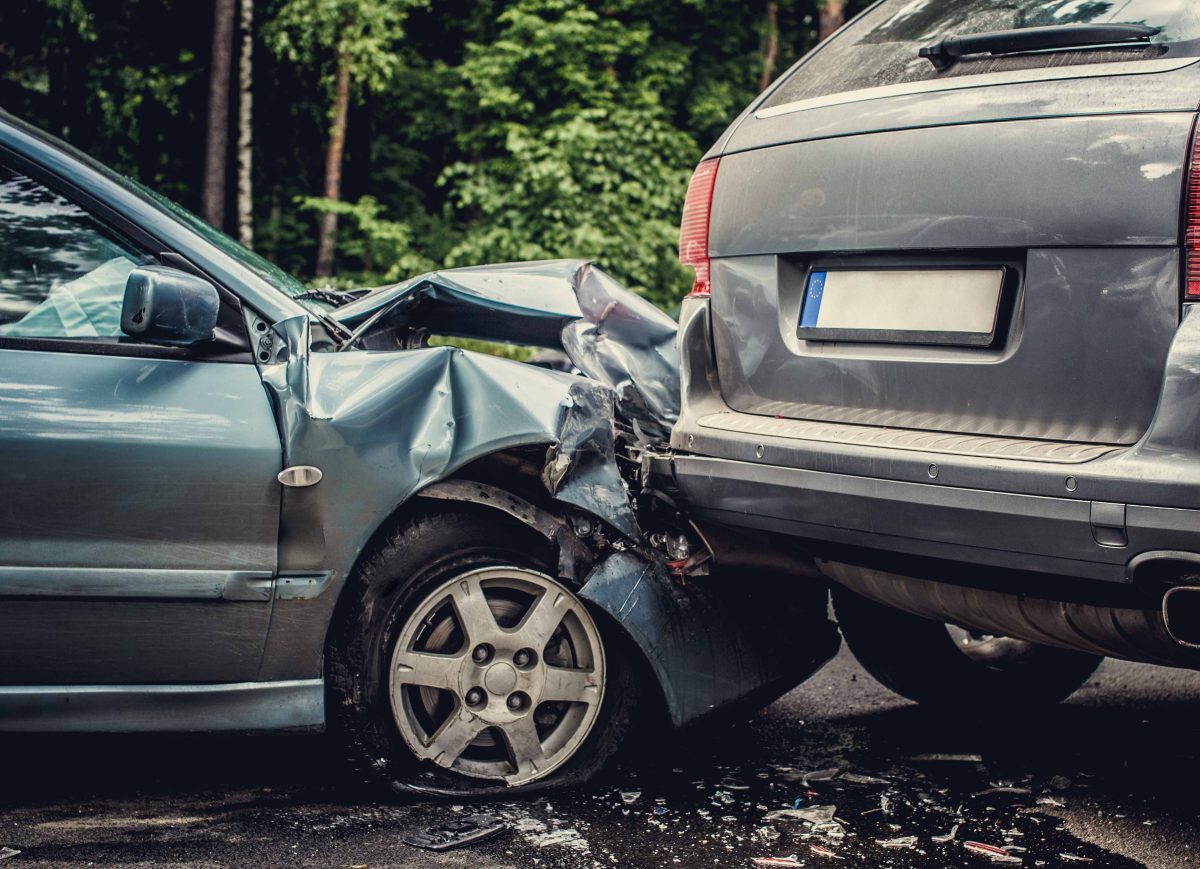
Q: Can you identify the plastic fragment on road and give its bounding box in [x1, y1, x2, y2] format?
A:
[1058, 855, 1093, 863]
[0, 849, 18, 861]
[752, 857, 803, 867]
[1036, 796, 1066, 808]
[876, 835, 918, 848]
[402, 815, 507, 851]
[764, 804, 837, 824]
[756, 826, 782, 842]
[809, 821, 847, 840]
[620, 790, 642, 805]
[1048, 775, 1073, 790]
[964, 841, 1023, 863]
[931, 824, 961, 843]
[841, 772, 890, 785]
[803, 767, 840, 787]
[810, 844, 843, 859]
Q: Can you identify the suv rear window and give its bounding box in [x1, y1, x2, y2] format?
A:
[761, 0, 1200, 110]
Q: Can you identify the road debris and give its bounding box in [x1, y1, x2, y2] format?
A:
[752, 857, 803, 867]
[803, 768, 841, 787]
[841, 772, 890, 785]
[876, 835, 918, 848]
[810, 844, 843, 859]
[932, 824, 961, 843]
[1048, 776, 1073, 790]
[964, 840, 1023, 863]
[765, 805, 837, 824]
[1036, 796, 1066, 808]
[402, 815, 506, 852]
[620, 791, 642, 805]
[1058, 854, 1093, 862]
[0, 849, 18, 861]
[979, 785, 1033, 796]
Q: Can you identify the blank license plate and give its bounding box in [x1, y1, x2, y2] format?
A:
[798, 268, 1006, 347]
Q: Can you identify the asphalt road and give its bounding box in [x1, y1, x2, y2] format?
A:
[3, 645, 1199, 868]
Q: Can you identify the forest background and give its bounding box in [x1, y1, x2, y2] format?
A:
[1, 0, 868, 310]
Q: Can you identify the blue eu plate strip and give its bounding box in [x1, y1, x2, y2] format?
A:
[800, 271, 826, 328]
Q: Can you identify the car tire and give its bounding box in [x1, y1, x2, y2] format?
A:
[326, 506, 639, 797]
[832, 585, 1103, 707]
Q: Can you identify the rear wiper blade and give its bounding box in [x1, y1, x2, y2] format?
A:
[919, 23, 1160, 71]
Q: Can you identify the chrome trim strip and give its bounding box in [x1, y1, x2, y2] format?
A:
[0, 567, 274, 600]
[0, 680, 324, 732]
[755, 56, 1199, 120]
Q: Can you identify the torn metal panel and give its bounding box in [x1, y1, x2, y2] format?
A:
[579, 551, 841, 728]
[257, 316, 644, 679]
[256, 268, 831, 728]
[334, 259, 680, 443]
[417, 479, 595, 583]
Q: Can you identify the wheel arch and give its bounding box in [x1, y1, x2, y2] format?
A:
[277, 446, 667, 731]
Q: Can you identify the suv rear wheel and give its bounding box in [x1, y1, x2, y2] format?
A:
[326, 508, 638, 796]
[832, 586, 1103, 707]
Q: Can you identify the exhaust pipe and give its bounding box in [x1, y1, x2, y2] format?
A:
[1163, 586, 1200, 648]
[820, 560, 1200, 668]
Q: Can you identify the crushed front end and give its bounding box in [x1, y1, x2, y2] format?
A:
[280, 260, 839, 734]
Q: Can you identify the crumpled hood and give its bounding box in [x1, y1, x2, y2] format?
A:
[332, 260, 680, 441]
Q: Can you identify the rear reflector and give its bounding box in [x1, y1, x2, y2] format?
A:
[1187, 121, 1200, 300]
[679, 158, 720, 297]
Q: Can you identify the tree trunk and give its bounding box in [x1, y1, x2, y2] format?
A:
[759, 0, 780, 92]
[819, 0, 846, 41]
[236, 0, 254, 248]
[202, 0, 236, 229]
[314, 51, 351, 278]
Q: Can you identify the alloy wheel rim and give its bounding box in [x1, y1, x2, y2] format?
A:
[389, 566, 605, 786]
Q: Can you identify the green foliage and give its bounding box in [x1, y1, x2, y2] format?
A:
[265, 0, 427, 98]
[1, 0, 875, 313]
[296, 194, 435, 281]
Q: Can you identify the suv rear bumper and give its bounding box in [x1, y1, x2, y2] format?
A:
[668, 298, 1200, 587]
[667, 451, 1200, 584]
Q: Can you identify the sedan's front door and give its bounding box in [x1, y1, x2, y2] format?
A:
[0, 161, 282, 684]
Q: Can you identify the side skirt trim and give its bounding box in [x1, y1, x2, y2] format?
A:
[0, 679, 324, 732]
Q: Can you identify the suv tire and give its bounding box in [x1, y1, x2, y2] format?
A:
[832, 585, 1103, 707]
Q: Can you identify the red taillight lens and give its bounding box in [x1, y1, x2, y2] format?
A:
[679, 158, 720, 297]
[1187, 123, 1200, 300]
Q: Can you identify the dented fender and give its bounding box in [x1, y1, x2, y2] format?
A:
[252, 262, 834, 728]
[579, 552, 841, 728]
[256, 315, 642, 679]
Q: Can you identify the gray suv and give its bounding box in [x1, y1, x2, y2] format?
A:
[666, 0, 1200, 706]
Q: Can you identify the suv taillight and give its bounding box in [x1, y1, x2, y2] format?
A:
[1187, 121, 1200, 300]
[679, 158, 720, 297]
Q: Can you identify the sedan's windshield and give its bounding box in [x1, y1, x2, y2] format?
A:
[129, 179, 315, 301]
[762, 0, 1200, 110]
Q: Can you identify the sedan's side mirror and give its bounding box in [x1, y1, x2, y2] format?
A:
[121, 265, 220, 346]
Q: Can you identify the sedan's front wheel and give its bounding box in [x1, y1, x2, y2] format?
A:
[327, 508, 637, 796]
